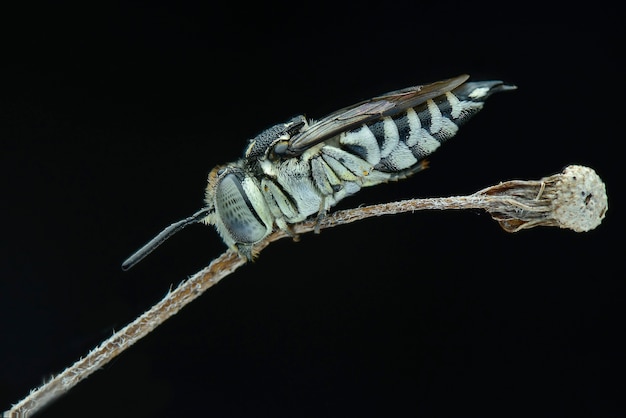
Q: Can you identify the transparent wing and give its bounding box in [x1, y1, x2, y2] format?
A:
[283, 74, 469, 156]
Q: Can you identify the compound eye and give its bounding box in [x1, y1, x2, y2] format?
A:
[215, 173, 268, 244]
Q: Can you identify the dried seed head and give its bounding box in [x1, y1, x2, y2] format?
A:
[550, 165, 608, 232]
[477, 165, 608, 233]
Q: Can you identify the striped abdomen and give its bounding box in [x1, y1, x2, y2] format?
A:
[338, 80, 511, 178]
[258, 80, 513, 224]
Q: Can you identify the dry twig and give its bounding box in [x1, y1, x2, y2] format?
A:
[4, 165, 607, 418]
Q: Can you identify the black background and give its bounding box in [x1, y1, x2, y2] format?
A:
[1, 2, 623, 417]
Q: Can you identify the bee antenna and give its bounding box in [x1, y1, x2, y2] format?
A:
[122, 207, 211, 271]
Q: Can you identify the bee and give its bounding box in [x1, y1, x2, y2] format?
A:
[122, 74, 516, 270]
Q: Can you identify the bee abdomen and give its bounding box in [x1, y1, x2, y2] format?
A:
[340, 80, 514, 174]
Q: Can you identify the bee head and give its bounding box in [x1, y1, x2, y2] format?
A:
[203, 164, 274, 257]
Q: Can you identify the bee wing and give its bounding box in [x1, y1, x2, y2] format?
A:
[285, 74, 469, 156]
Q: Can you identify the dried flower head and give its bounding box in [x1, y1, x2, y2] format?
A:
[477, 165, 608, 233]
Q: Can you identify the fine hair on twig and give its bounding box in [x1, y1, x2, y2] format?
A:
[3, 165, 607, 418]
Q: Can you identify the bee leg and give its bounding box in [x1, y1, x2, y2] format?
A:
[276, 217, 300, 242]
[314, 211, 326, 234]
[314, 197, 331, 234]
[235, 243, 255, 261]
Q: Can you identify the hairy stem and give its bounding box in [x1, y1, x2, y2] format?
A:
[4, 165, 607, 418]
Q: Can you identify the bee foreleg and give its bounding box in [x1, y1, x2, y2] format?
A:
[235, 243, 255, 261]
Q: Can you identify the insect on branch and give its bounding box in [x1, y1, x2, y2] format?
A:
[3, 165, 607, 418]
